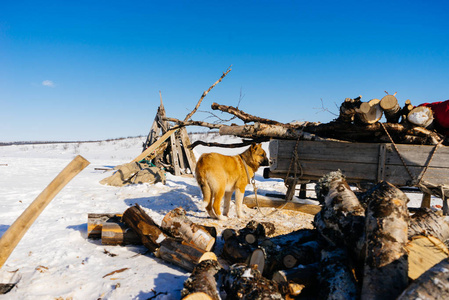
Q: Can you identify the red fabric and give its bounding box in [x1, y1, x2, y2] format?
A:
[419, 100, 449, 135]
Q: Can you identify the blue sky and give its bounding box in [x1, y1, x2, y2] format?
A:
[1, 1, 448, 142]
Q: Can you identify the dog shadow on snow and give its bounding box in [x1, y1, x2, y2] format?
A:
[124, 179, 204, 217]
[123, 175, 284, 218]
[134, 271, 188, 299]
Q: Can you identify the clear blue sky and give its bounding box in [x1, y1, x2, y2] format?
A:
[1, 0, 448, 142]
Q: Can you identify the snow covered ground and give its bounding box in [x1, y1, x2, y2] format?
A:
[0, 134, 440, 299]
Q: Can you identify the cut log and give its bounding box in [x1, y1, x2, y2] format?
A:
[361, 181, 409, 300]
[181, 259, 222, 300]
[121, 205, 167, 253]
[243, 195, 321, 215]
[338, 96, 362, 123]
[273, 262, 320, 297]
[397, 257, 449, 299]
[408, 208, 449, 245]
[87, 213, 122, 239]
[101, 221, 141, 245]
[380, 95, 401, 123]
[221, 236, 253, 264]
[318, 248, 358, 300]
[161, 207, 215, 251]
[314, 171, 365, 261]
[407, 106, 434, 128]
[249, 248, 266, 274]
[222, 264, 283, 299]
[157, 237, 217, 272]
[356, 99, 383, 124]
[238, 220, 276, 245]
[272, 262, 319, 285]
[221, 228, 237, 242]
[282, 240, 321, 269]
[406, 235, 449, 280]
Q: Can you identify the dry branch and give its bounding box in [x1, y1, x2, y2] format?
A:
[184, 66, 232, 122]
[211, 102, 284, 125]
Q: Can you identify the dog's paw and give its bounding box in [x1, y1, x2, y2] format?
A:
[236, 211, 245, 219]
[217, 215, 228, 221]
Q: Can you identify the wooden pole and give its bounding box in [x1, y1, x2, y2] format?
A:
[0, 155, 90, 269]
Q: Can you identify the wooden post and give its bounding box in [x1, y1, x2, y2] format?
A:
[421, 192, 432, 208]
[0, 155, 90, 269]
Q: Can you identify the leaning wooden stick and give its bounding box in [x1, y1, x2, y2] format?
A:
[0, 155, 90, 269]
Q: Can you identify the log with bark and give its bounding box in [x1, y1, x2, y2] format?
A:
[361, 181, 409, 300]
[237, 220, 276, 245]
[181, 259, 223, 300]
[157, 237, 217, 272]
[407, 106, 434, 128]
[121, 205, 167, 253]
[161, 207, 215, 251]
[408, 208, 449, 245]
[101, 220, 141, 245]
[380, 95, 401, 123]
[356, 99, 383, 124]
[337, 96, 362, 123]
[314, 171, 366, 262]
[318, 248, 358, 300]
[222, 264, 283, 299]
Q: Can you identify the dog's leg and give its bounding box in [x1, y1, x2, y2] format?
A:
[200, 183, 216, 219]
[212, 187, 227, 220]
[235, 189, 246, 218]
[223, 191, 233, 217]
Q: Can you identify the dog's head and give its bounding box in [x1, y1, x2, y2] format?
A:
[249, 143, 269, 167]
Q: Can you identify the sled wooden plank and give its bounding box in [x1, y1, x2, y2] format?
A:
[272, 140, 380, 164]
[131, 128, 178, 163]
[243, 195, 321, 215]
[0, 155, 90, 269]
[170, 134, 181, 176]
[180, 127, 197, 172]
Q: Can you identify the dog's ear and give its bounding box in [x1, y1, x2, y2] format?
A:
[250, 142, 257, 149]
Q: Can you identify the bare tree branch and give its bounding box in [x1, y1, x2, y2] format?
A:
[211, 102, 285, 125]
[189, 138, 269, 149]
[183, 66, 232, 122]
[164, 117, 223, 130]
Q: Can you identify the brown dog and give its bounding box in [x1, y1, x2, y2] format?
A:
[195, 143, 269, 220]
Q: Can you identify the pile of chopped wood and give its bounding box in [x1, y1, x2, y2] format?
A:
[88, 173, 449, 299]
[169, 94, 447, 147]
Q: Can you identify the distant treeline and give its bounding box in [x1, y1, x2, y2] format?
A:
[0, 135, 145, 147]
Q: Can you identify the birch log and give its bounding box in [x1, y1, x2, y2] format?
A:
[361, 181, 409, 300]
[181, 259, 222, 300]
[161, 207, 215, 251]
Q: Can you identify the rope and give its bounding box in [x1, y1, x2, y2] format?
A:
[381, 123, 448, 212]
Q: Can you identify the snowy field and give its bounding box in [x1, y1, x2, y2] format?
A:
[0, 134, 439, 299]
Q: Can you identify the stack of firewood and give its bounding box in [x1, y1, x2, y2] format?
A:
[88, 180, 449, 299]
